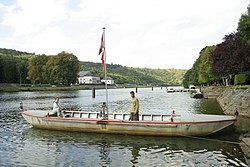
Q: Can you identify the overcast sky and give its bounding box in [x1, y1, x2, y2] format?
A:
[0, 0, 249, 69]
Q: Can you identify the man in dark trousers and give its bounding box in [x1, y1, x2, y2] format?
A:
[129, 91, 139, 121]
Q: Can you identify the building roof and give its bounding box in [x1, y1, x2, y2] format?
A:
[78, 71, 98, 77]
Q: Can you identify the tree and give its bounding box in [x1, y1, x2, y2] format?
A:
[211, 32, 250, 77]
[182, 58, 200, 88]
[182, 69, 193, 88]
[46, 52, 79, 85]
[0, 55, 18, 83]
[237, 4, 250, 44]
[27, 55, 49, 84]
[0, 48, 32, 84]
[198, 46, 217, 84]
[16, 56, 30, 84]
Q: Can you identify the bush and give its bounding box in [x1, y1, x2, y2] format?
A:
[234, 74, 246, 85]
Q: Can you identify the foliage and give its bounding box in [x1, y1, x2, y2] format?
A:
[0, 48, 185, 85]
[198, 46, 217, 84]
[0, 48, 33, 83]
[183, 68, 196, 88]
[211, 32, 250, 76]
[237, 4, 250, 45]
[234, 74, 246, 85]
[28, 55, 49, 84]
[183, 46, 220, 88]
[80, 62, 186, 85]
[28, 51, 80, 85]
[0, 48, 34, 56]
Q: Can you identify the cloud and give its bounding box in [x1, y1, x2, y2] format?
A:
[0, 0, 249, 69]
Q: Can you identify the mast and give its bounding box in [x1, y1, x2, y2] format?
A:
[102, 27, 109, 118]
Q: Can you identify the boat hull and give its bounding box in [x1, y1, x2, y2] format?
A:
[191, 93, 203, 98]
[21, 110, 236, 136]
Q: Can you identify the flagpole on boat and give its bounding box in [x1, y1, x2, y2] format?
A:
[103, 27, 109, 119]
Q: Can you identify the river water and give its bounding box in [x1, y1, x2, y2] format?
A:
[0, 87, 248, 166]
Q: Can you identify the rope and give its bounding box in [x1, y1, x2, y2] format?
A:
[179, 134, 242, 145]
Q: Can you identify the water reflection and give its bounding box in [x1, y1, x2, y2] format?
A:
[99, 141, 111, 166]
[0, 87, 248, 166]
[15, 128, 246, 166]
[130, 144, 140, 165]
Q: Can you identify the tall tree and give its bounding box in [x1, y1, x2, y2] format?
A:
[198, 46, 217, 84]
[27, 55, 48, 84]
[46, 52, 79, 85]
[0, 55, 18, 83]
[16, 57, 30, 84]
[211, 32, 250, 77]
[182, 57, 201, 88]
[237, 4, 250, 44]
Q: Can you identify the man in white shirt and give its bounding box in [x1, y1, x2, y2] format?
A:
[51, 97, 62, 117]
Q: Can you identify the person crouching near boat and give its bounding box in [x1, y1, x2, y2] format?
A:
[50, 97, 62, 117]
[129, 91, 139, 121]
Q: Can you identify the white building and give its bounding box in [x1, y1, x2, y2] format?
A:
[78, 71, 101, 84]
[101, 77, 115, 85]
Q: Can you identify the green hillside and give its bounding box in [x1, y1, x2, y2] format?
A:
[80, 62, 187, 86]
[0, 48, 187, 85]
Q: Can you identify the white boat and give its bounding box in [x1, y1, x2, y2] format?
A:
[190, 91, 204, 98]
[21, 31, 236, 137]
[167, 87, 175, 93]
[21, 110, 236, 136]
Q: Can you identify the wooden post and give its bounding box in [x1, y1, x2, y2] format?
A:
[135, 86, 138, 93]
[152, 87, 153, 91]
[92, 87, 96, 98]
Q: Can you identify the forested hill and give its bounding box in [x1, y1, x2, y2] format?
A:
[80, 62, 187, 85]
[0, 48, 186, 85]
[0, 48, 34, 56]
[0, 48, 33, 83]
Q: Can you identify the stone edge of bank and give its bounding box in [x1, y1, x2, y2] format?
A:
[202, 86, 250, 162]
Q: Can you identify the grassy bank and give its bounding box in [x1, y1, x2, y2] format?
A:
[0, 85, 105, 92]
[0, 84, 145, 92]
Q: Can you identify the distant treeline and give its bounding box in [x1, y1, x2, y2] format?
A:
[0, 48, 186, 86]
[80, 62, 186, 85]
[183, 4, 250, 88]
[0, 48, 32, 84]
[0, 49, 79, 85]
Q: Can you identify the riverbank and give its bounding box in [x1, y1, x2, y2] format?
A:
[0, 84, 144, 92]
[0, 85, 103, 92]
[202, 86, 250, 163]
[202, 86, 250, 117]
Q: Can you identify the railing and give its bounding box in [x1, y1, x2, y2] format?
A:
[66, 111, 181, 122]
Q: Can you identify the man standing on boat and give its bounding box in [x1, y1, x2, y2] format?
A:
[130, 91, 139, 121]
[52, 97, 62, 117]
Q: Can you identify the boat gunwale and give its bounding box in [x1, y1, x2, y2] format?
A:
[21, 111, 237, 125]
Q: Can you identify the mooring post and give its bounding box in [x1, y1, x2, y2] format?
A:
[92, 87, 96, 98]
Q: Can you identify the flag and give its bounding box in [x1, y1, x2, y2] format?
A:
[98, 33, 104, 55]
[98, 33, 105, 72]
[101, 51, 105, 71]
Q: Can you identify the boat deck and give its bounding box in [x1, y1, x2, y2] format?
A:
[70, 111, 181, 122]
[24, 110, 181, 122]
